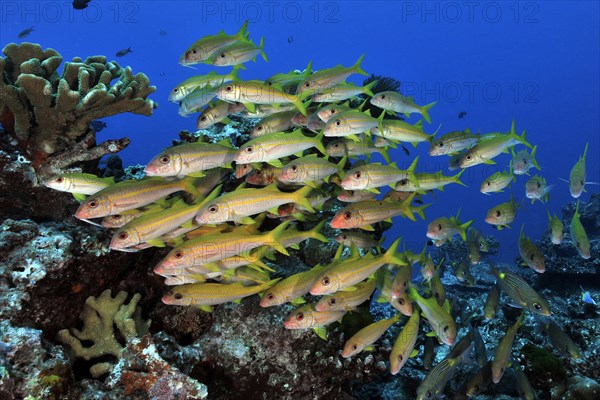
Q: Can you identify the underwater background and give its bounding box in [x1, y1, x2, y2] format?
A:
[0, 1, 599, 400]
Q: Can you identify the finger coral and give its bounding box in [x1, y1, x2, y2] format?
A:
[0, 42, 157, 178]
[56, 289, 151, 378]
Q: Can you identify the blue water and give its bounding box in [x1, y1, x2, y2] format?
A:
[2, 1, 599, 262]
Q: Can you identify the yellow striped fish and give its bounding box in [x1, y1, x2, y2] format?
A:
[341, 158, 419, 192]
[315, 278, 377, 312]
[296, 54, 367, 94]
[390, 310, 420, 374]
[407, 285, 456, 346]
[259, 263, 330, 307]
[342, 313, 401, 358]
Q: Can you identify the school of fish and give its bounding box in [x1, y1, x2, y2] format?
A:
[42, 21, 595, 399]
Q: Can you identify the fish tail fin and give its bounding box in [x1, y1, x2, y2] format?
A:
[385, 238, 405, 265]
[352, 53, 368, 76]
[380, 147, 391, 163]
[309, 220, 329, 243]
[292, 185, 315, 212]
[313, 131, 327, 156]
[406, 155, 420, 188]
[292, 96, 309, 116]
[265, 221, 291, 255]
[459, 220, 474, 241]
[399, 192, 416, 221]
[259, 37, 268, 62]
[454, 169, 467, 187]
[363, 80, 378, 97]
[412, 203, 431, 220]
[420, 101, 436, 124]
[531, 145, 541, 170]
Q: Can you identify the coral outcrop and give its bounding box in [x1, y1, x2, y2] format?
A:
[0, 42, 157, 177]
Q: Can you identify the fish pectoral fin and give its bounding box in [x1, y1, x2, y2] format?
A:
[360, 224, 376, 231]
[72, 193, 87, 202]
[267, 159, 284, 168]
[187, 171, 206, 178]
[198, 305, 214, 313]
[313, 327, 328, 340]
[409, 349, 420, 358]
[232, 299, 242, 304]
[364, 345, 375, 352]
[340, 286, 358, 292]
[425, 331, 437, 337]
[291, 297, 306, 306]
[237, 216, 257, 225]
[146, 238, 166, 247]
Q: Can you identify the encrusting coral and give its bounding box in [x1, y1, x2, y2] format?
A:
[56, 289, 151, 378]
[0, 42, 157, 178]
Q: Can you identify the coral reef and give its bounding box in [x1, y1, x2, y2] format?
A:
[57, 289, 151, 378]
[0, 42, 157, 177]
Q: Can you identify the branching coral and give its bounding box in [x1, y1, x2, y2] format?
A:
[0, 42, 157, 178]
[56, 289, 150, 378]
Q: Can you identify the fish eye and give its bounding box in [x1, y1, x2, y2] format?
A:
[426, 391, 432, 398]
[321, 277, 330, 286]
[304, 82, 311, 88]
[160, 155, 170, 164]
[580, 180, 584, 185]
[466, 155, 472, 160]
[113, 215, 122, 220]
[245, 146, 254, 153]
[443, 325, 449, 332]
[438, 142, 444, 147]
[208, 205, 219, 213]
[328, 298, 336, 305]
[437, 223, 442, 230]
[291, 165, 298, 172]
[335, 119, 342, 126]
[486, 181, 491, 186]
[296, 312, 304, 320]
[523, 160, 527, 164]
[88, 200, 99, 208]
[174, 293, 183, 300]
[380, 95, 386, 99]
[219, 53, 226, 58]
[398, 298, 405, 305]
[341, 234, 347, 239]
[117, 232, 128, 240]
[330, 109, 336, 114]
[225, 85, 233, 92]
[200, 116, 207, 122]
[173, 88, 179, 93]
[398, 354, 403, 362]
[333, 143, 340, 148]
[530, 254, 535, 261]
[496, 210, 501, 217]
[354, 171, 362, 179]
[343, 211, 352, 220]
[351, 344, 358, 351]
[537, 182, 541, 188]
[399, 179, 408, 186]
[533, 302, 542, 310]
[56, 177, 64, 183]
[256, 125, 263, 131]
[266, 293, 275, 300]
[174, 251, 184, 259]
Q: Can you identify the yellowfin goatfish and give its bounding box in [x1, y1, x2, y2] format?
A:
[342, 313, 400, 358]
[483, 285, 500, 320]
[389, 310, 420, 374]
[538, 317, 581, 359]
[196, 101, 236, 129]
[216, 80, 312, 116]
[480, 170, 515, 194]
[428, 129, 479, 156]
[296, 54, 367, 94]
[316, 278, 377, 312]
[249, 110, 297, 137]
[341, 158, 419, 192]
[74, 176, 201, 220]
[310, 238, 405, 295]
[525, 175, 554, 204]
[259, 263, 330, 307]
[370, 119, 434, 145]
[485, 196, 518, 229]
[195, 184, 314, 225]
[511, 145, 540, 175]
[312, 81, 377, 103]
[407, 285, 456, 346]
[279, 154, 345, 186]
[158, 222, 290, 269]
[316, 102, 354, 123]
[395, 170, 466, 192]
[326, 137, 391, 163]
[179, 21, 249, 66]
[161, 279, 279, 312]
[330, 195, 422, 230]
[570, 200, 591, 259]
[144, 141, 236, 178]
[491, 311, 524, 383]
[209, 37, 267, 66]
[334, 231, 382, 249]
[568, 143, 598, 198]
[426, 210, 473, 242]
[169, 69, 240, 103]
[547, 211, 564, 244]
[234, 129, 326, 166]
[518, 225, 545, 273]
[490, 267, 551, 316]
[370, 91, 436, 124]
[323, 110, 381, 140]
[460, 121, 531, 168]
[283, 304, 346, 339]
[43, 173, 114, 201]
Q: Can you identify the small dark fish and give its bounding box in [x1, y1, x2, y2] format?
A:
[160, 30, 167, 36]
[116, 47, 133, 57]
[458, 111, 467, 119]
[89, 120, 107, 132]
[160, 72, 166, 77]
[288, 36, 294, 44]
[72, 0, 91, 10]
[401, 145, 410, 156]
[18, 27, 34, 38]
[414, 199, 424, 205]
